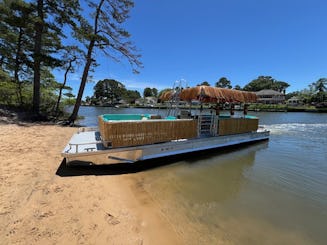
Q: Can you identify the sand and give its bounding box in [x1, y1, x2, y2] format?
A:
[0, 123, 182, 245]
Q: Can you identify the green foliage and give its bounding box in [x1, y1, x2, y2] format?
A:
[30, 0, 81, 115]
[0, 0, 81, 119]
[248, 103, 288, 111]
[314, 78, 327, 92]
[0, 80, 17, 105]
[215, 77, 232, 89]
[310, 78, 327, 103]
[62, 97, 76, 106]
[0, 68, 10, 82]
[248, 103, 319, 112]
[243, 76, 290, 93]
[94, 79, 125, 104]
[91, 79, 140, 105]
[143, 87, 152, 97]
[295, 78, 327, 104]
[0, 0, 144, 121]
[197, 81, 210, 86]
[122, 90, 141, 103]
[69, 0, 142, 122]
[234, 85, 241, 90]
[141, 87, 158, 97]
[151, 88, 158, 97]
[0, 0, 35, 105]
[285, 91, 300, 100]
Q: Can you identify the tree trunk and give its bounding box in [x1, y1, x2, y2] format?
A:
[68, 0, 104, 124]
[68, 41, 95, 123]
[32, 0, 44, 117]
[55, 57, 75, 119]
[0, 55, 4, 67]
[14, 27, 24, 107]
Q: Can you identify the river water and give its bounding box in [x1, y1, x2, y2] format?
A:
[77, 107, 327, 244]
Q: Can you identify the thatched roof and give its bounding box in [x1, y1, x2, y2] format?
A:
[159, 90, 174, 101]
[179, 86, 257, 103]
[159, 86, 257, 103]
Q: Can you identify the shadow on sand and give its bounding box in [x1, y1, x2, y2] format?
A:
[55, 157, 175, 177]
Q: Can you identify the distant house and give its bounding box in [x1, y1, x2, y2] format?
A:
[135, 98, 144, 106]
[255, 89, 285, 104]
[135, 97, 158, 106]
[287, 96, 303, 106]
[144, 96, 158, 105]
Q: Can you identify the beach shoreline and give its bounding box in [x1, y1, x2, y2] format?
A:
[0, 123, 181, 244]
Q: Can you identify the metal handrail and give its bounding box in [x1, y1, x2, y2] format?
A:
[66, 140, 112, 153]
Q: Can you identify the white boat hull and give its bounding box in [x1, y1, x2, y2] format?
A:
[62, 129, 270, 166]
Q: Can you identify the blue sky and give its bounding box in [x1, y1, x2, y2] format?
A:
[60, 0, 327, 98]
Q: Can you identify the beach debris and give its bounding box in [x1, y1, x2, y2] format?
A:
[105, 212, 120, 225]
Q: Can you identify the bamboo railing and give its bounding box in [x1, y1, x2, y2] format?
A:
[99, 117, 198, 148]
[218, 118, 259, 136]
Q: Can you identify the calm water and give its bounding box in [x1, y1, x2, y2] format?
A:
[77, 107, 327, 244]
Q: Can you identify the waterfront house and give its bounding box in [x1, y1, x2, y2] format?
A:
[287, 96, 304, 106]
[255, 89, 285, 104]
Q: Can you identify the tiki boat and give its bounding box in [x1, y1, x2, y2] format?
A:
[62, 86, 269, 166]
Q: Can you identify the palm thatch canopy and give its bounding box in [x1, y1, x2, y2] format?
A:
[179, 86, 257, 103]
[159, 90, 174, 101]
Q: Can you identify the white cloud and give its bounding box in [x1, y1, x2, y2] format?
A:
[124, 80, 167, 91]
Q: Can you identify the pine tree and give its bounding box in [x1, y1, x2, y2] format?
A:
[68, 0, 142, 123]
[0, 0, 34, 106]
[30, 0, 80, 117]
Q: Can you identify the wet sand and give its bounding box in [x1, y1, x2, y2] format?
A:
[0, 123, 181, 244]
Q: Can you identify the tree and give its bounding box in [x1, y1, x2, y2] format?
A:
[91, 79, 140, 105]
[152, 88, 158, 97]
[122, 89, 140, 103]
[143, 87, 153, 97]
[142, 87, 158, 97]
[313, 78, 327, 93]
[94, 79, 125, 104]
[215, 77, 232, 89]
[0, 0, 34, 106]
[54, 46, 82, 118]
[0, 0, 80, 116]
[0, 68, 16, 105]
[285, 91, 300, 100]
[0, 68, 10, 82]
[69, 0, 142, 123]
[272, 81, 289, 93]
[243, 76, 290, 93]
[198, 81, 210, 86]
[234, 85, 241, 90]
[311, 78, 327, 102]
[31, 0, 80, 117]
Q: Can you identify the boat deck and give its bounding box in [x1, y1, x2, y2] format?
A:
[63, 131, 107, 154]
[62, 128, 270, 165]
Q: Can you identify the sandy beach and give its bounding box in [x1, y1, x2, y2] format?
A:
[0, 123, 182, 244]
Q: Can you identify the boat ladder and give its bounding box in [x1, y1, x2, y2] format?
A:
[198, 115, 218, 137]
